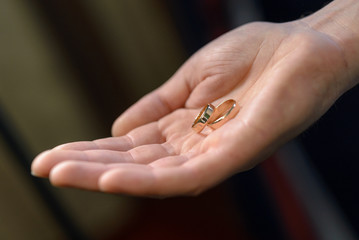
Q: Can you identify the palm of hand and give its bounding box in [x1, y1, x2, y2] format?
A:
[32, 21, 346, 197]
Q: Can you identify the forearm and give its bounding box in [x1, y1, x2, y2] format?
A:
[302, 0, 359, 90]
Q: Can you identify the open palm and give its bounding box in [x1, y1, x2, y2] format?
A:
[32, 20, 349, 197]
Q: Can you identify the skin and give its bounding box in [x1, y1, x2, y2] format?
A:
[31, 0, 359, 197]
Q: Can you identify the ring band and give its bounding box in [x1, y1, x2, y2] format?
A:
[192, 103, 216, 133]
[208, 99, 239, 130]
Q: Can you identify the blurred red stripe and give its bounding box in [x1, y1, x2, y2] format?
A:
[261, 156, 318, 240]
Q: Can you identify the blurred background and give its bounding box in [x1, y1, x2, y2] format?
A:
[0, 0, 358, 239]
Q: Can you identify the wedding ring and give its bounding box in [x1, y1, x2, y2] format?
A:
[209, 99, 239, 130]
[192, 103, 216, 133]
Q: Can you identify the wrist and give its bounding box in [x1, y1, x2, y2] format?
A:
[301, 0, 359, 88]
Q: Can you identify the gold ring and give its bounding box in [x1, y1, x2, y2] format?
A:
[209, 99, 239, 130]
[192, 103, 216, 133]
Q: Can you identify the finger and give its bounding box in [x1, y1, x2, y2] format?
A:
[47, 155, 195, 196]
[32, 150, 87, 177]
[112, 70, 191, 136]
[53, 138, 131, 151]
[32, 121, 165, 177]
[149, 155, 188, 168]
[31, 149, 129, 178]
[128, 143, 173, 164]
[50, 162, 149, 192]
[49, 162, 148, 191]
[49, 161, 109, 190]
[32, 141, 174, 178]
[98, 164, 198, 197]
[55, 122, 164, 152]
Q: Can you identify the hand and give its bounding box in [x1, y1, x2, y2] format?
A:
[31, 17, 355, 197]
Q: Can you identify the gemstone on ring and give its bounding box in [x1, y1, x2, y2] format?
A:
[191, 103, 216, 133]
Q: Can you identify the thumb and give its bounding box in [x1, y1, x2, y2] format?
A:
[111, 73, 190, 136]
